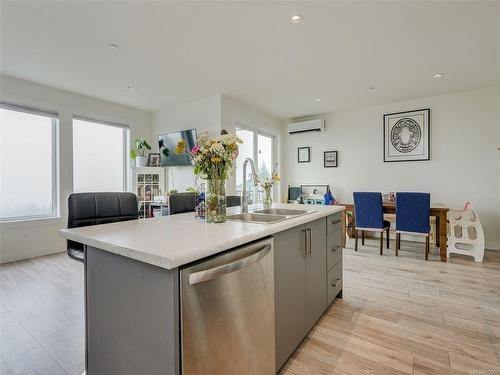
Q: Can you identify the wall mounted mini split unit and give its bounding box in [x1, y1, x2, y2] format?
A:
[287, 119, 325, 135]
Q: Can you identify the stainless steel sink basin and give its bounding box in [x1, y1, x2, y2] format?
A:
[226, 213, 288, 224]
[253, 208, 310, 216]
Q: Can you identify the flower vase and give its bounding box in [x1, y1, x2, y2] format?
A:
[263, 186, 272, 209]
[205, 179, 226, 223]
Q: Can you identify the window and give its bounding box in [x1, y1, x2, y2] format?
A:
[0, 104, 58, 221]
[235, 126, 275, 204]
[73, 118, 128, 193]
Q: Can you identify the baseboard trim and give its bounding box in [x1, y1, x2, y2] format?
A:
[0, 245, 66, 264]
[486, 241, 500, 251]
[355, 233, 500, 251]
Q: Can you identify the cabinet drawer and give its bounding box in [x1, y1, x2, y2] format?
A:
[327, 232, 342, 271]
[326, 213, 342, 235]
[327, 262, 342, 305]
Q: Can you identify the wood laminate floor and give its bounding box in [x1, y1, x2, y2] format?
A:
[1, 240, 499, 375]
[0, 253, 84, 375]
[282, 240, 500, 375]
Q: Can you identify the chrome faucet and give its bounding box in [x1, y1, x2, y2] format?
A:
[241, 158, 259, 213]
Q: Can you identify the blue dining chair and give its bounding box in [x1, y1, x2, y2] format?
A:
[395, 192, 431, 260]
[353, 192, 391, 255]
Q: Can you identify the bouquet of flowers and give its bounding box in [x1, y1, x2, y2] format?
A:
[175, 130, 242, 223]
[175, 131, 242, 180]
[260, 163, 280, 190]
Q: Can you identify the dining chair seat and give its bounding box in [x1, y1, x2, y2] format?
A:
[357, 219, 391, 231]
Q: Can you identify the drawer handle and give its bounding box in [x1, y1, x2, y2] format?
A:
[331, 245, 341, 252]
[331, 279, 341, 288]
[331, 219, 341, 225]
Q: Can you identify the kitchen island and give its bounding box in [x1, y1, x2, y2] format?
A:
[59, 203, 345, 375]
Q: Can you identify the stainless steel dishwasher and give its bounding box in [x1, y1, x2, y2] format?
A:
[180, 238, 275, 375]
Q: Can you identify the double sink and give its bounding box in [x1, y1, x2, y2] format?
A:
[227, 208, 314, 224]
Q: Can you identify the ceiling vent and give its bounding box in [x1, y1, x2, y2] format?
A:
[287, 119, 325, 135]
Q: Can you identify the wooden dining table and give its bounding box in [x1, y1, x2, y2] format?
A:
[339, 202, 449, 261]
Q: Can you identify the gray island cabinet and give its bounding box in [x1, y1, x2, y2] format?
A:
[59, 204, 344, 375]
[274, 212, 343, 370]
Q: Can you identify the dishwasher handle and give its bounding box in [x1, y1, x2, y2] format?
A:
[188, 243, 272, 285]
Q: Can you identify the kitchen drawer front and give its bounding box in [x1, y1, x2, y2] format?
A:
[326, 213, 342, 235]
[327, 262, 342, 305]
[327, 232, 342, 271]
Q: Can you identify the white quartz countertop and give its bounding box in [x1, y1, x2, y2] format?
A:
[59, 203, 345, 270]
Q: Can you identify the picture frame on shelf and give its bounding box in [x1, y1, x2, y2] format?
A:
[298, 147, 310, 163]
[147, 152, 161, 167]
[324, 151, 338, 167]
[383, 108, 430, 162]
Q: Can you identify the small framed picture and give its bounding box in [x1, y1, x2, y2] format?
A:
[324, 151, 338, 167]
[147, 153, 160, 167]
[298, 147, 310, 163]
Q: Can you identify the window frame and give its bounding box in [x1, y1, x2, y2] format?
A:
[72, 116, 130, 193]
[235, 122, 276, 203]
[0, 102, 59, 222]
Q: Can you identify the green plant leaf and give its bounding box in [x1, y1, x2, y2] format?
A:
[135, 138, 143, 149]
[162, 148, 169, 157]
[130, 149, 137, 159]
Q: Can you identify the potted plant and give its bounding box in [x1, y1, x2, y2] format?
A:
[130, 138, 151, 167]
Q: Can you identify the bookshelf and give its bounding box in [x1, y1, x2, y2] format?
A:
[131, 167, 167, 218]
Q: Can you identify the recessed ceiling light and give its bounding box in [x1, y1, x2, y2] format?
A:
[127, 85, 134, 90]
[314, 97, 321, 102]
[108, 43, 119, 49]
[433, 73, 444, 79]
[290, 15, 303, 24]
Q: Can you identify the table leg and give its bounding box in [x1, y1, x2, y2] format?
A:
[439, 212, 448, 261]
[435, 216, 440, 247]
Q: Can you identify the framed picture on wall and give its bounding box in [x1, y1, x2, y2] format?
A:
[147, 153, 160, 167]
[324, 151, 338, 167]
[298, 147, 310, 163]
[383, 108, 430, 162]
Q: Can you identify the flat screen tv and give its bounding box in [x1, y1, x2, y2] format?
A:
[158, 129, 197, 167]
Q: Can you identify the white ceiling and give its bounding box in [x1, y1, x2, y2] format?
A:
[1, 1, 500, 119]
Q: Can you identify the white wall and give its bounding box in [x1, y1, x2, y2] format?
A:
[152, 95, 221, 192]
[282, 86, 500, 250]
[220, 95, 283, 199]
[0, 75, 153, 263]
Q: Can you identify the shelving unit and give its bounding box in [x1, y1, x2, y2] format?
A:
[131, 167, 167, 218]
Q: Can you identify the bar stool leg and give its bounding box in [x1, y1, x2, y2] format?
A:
[362, 230, 365, 245]
[386, 227, 390, 249]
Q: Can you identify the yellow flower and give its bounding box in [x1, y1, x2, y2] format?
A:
[211, 156, 221, 162]
[175, 140, 186, 154]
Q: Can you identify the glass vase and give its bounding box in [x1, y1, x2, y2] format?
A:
[263, 186, 272, 210]
[205, 179, 226, 223]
